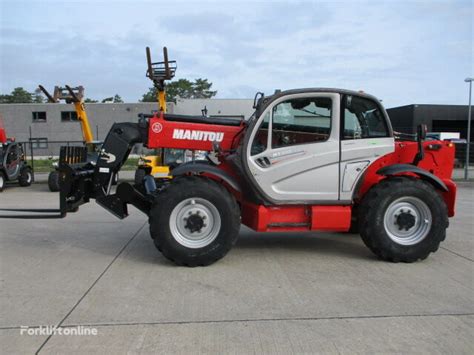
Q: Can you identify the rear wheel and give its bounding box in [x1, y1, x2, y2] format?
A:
[48, 171, 60, 192]
[149, 176, 240, 266]
[18, 167, 32, 187]
[359, 177, 448, 262]
[0, 172, 5, 192]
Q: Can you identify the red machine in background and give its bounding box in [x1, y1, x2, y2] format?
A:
[0, 117, 33, 192]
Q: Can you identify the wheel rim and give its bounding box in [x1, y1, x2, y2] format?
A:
[383, 196, 432, 246]
[0, 175, 3, 189]
[27, 172, 32, 183]
[169, 197, 221, 249]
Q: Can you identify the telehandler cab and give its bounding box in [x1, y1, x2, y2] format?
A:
[0, 118, 33, 192]
[0, 88, 457, 267]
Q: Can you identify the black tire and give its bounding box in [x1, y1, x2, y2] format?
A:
[149, 176, 240, 267]
[359, 177, 448, 263]
[0, 171, 5, 192]
[48, 171, 60, 192]
[134, 168, 146, 186]
[18, 167, 32, 187]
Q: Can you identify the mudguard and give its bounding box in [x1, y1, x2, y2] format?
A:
[171, 162, 241, 192]
[377, 163, 448, 192]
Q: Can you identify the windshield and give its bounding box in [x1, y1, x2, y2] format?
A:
[164, 149, 186, 165]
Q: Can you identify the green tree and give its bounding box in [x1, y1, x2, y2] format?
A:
[113, 94, 124, 103]
[84, 98, 98, 103]
[140, 88, 157, 103]
[0, 94, 11, 103]
[141, 78, 217, 103]
[10, 87, 34, 103]
[101, 95, 123, 103]
[192, 78, 217, 99]
[0, 87, 34, 103]
[33, 88, 44, 103]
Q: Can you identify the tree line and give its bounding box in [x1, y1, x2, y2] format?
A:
[0, 79, 216, 104]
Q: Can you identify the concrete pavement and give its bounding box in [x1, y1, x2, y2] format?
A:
[0, 183, 473, 354]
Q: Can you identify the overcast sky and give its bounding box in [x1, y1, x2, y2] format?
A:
[0, 0, 472, 108]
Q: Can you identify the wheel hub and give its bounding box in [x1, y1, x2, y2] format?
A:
[184, 213, 205, 233]
[169, 197, 221, 249]
[383, 196, 432, 246]
[395, 210, 416, 231]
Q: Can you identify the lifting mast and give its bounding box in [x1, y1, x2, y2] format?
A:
[38, 85, 94, 144]
[146, 46, 176, 112]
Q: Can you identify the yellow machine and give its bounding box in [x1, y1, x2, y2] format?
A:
[39, 85, 95, 145]
[135, 46, 179, 184]
[135, 148, 187, 184]
[39, 85, 117, 191]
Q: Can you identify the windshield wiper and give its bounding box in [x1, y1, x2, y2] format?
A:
[297, 108, 330, 118]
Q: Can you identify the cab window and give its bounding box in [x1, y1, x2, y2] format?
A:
[6, 146, 18, 164]
[271, 97, 332, 149]
[343, 95, 389, 139]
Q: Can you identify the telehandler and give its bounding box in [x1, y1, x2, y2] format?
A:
[0, 88, 457, 267]
[38, 85, 118, 191]
[0, 118, 33, 191]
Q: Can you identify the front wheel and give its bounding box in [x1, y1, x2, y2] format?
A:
[48, 171, 60, 192]
[149, 176, 240, 266]
[359, 177, 448, 262]
[0, 172, 5, 192]
[18, 167, 32, 187]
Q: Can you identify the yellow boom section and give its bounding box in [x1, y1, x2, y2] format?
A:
[157, 90, 167, 112]
[73, 101, 94, 143]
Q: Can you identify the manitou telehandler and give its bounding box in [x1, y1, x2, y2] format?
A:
[38, 85, 118, 191]
[0, 117, 33, 192]
[0, 88, 457, 267]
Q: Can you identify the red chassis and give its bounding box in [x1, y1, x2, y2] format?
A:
[147, 113, 456, 233]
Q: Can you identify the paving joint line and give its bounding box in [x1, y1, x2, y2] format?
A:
[440, 246, 474, 262]
[34, 222, 147, 354]
[2, 312, 469, 331]
[56, 312, 474, 327]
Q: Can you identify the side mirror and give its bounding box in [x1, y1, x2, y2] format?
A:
[413, 124, 427, 166]
[417, 124, 427, 141]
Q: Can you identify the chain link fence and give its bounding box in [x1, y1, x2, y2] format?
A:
[17, 140, 153, 180]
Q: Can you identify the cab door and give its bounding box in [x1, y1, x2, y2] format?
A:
[5, 144, 20, 179]
[246, 92, 341, 202]
[339, 94, 395, 200]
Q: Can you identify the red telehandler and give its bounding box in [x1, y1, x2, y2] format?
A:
[0, 118, 33, 192]
[0, 87, 457, 266]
